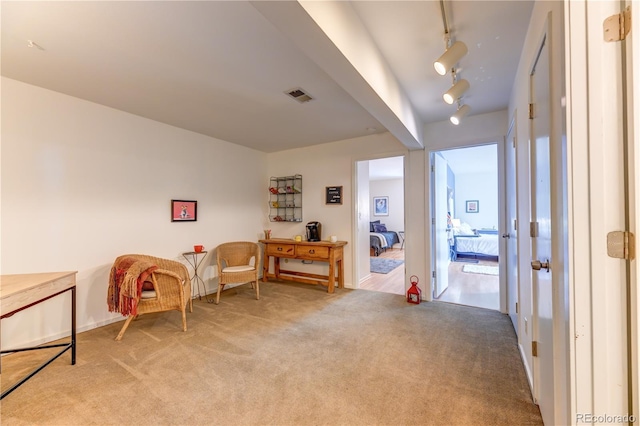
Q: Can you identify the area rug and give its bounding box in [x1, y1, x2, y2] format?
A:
[370, 257, 404, 274]
[462, 264, 499, 276]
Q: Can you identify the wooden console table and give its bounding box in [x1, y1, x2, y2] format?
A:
[259, 239, 347, 293]
[0, 271, 77, 399]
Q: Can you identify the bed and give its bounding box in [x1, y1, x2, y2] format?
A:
[369, 221, 400, 256]
[451, 226, 499, 261]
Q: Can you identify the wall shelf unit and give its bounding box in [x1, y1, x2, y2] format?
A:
[269, 174, 302, 222]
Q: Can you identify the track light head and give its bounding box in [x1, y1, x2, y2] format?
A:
[434, 41, 468, 76]
[443, 79, 470, 104]
[450, 104, 471, 125]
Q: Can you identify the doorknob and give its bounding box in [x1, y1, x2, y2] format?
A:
[531, 259, 550, 272]
[502, 233, 510, 239]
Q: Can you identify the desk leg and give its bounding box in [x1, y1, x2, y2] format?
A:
[71, 286, 76, 365]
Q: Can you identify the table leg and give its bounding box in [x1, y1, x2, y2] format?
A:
[337, 259, 344, 289]
[274, 257, 281, 279]
[328, 260, 335, 294]
[262, 256, 269, 282]
[71, 286, 76, 365]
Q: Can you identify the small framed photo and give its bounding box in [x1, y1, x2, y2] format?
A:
[171, 200, 197, 222]
[373, 196, 389, 216]
[465, 200, 479, 213]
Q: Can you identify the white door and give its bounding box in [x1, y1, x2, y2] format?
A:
[433, 153, 449, 298]
[506, 118, 519, 331]
[529, 34, 554, 424]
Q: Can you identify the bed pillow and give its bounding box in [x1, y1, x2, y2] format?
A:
[370, 220, 381, 232]
[372, 223, 388, 233]
[453, 222, 476, 236]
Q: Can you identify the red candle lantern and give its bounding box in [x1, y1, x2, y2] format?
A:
[407, 275, 421, 304]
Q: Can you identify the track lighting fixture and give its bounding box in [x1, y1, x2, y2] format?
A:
[450, 104, 471, 125]
[433, 41, 468, 76]
[443, 79, 469, 104]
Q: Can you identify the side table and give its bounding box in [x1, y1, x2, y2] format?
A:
[182, 251, 211, 303]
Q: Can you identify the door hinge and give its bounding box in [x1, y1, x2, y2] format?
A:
[532, 341, 538, 357]
[513, 219, 517, 231]
[530, 221, 539, 238]
[431, 165, 435, 172]
[516, 302, 519, 314]
[512, 136, 516, 148]
[607, 231, 636, 260]
[432, 217, 435, 225]
[603, 6, 631, 42]
[432, 271, 436, 278]
[528, 103, 535, 119]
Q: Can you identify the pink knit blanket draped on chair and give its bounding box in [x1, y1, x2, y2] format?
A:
[107, 257, 158, 317]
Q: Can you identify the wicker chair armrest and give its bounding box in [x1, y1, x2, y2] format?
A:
[153, 268, 186, 286]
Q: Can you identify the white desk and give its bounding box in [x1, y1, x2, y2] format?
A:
[1, 271, 78, 399]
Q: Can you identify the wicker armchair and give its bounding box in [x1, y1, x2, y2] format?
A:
[110, 254, 192, 340]
[216, 241, 261, 304]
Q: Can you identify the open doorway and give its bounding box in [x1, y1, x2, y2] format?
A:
[357, 156, 405, 296]
[431, 144, 500, 310]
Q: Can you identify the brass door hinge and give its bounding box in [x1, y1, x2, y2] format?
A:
[532, 341, 538, 357]
[604, 6, 632, 42]
[528, 103, 535, 119]
[607, 231, 636, 260]
[530, 221, 539, 238]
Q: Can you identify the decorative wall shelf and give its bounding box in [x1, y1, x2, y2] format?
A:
[269, 174, 302, 222]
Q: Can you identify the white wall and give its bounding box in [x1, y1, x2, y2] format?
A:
[370, 178, 404, 244]
[454, 172, 498, 230]
[1, 77, 267, 348]
[266, 133, 422, 289]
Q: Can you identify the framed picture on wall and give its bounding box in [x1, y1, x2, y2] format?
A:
[465, 200, 479, 213]
[171, 200, 197, 222]
[373, 196, 389, 216]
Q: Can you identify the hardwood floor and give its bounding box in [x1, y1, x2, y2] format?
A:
[437, 259, 499, 311]
[359, 248, 405, 295]
[359, 248, 500, 310]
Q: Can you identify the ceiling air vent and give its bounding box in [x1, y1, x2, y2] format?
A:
[285, 87, 313, 103]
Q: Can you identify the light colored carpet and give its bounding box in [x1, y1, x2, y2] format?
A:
[1, 281, 541, 425]
[462, 264, 499, 276]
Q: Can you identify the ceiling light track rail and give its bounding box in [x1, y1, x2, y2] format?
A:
[434, 0, 470, 125]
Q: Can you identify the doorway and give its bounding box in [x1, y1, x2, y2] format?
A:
[356, 156, 406, 295]
[431, 144, 500, 310]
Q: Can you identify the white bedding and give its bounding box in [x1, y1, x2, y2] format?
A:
[455, 234, 499, 256]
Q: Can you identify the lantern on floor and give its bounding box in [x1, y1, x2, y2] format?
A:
[407, 275, 421, 304]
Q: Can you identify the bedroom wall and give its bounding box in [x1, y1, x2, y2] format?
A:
[369, 178, 404, 245]
[1, 77, 267, 349]
[454, 171, 498, 230]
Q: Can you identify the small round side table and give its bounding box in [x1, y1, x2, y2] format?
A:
[182, 251, 211, 302]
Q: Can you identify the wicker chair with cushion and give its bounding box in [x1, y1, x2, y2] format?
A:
[216, 241, 261, 304]
[108, 254, 192, 340]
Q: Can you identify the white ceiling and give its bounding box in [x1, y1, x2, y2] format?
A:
[1, 1, 533, 153]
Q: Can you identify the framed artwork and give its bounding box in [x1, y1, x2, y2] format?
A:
[373, 196, 389, 216]
[465, 200, 479, 213]
[171, 200, 197, 222]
